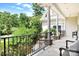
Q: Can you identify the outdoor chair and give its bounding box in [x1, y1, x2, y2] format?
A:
[59, 30, 79, 56]
[59, 39, 79, 56]
[72, 31, 78, 39]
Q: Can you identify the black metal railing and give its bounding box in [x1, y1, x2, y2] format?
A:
[0, 34, 49, 56]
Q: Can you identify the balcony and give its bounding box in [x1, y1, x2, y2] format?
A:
[0, 33, 54, 56]
[0, 31, 76, 56]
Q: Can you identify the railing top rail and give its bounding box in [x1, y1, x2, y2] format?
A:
[0, 34, 33, 39]
[0, 33, 44, 39]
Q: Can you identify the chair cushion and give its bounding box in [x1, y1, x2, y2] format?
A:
[63, 50, 70, 56]
[62, 40, 79, 56]
[69, 40, 79, 56]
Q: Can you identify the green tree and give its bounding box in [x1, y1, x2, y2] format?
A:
[32, 3, 45, 16]
[0, 11, 19, 35]
[10, 14, 19, 27]
[29, 16, 42, 33]
[19, 13, 29, 28]
[1, 11, 11, 35]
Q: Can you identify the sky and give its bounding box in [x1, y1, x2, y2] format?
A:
[0, 3, 33, 16]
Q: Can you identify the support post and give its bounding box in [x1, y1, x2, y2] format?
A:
[56, 15, 59, 38]
[77, 14, 79, 40]
[47, 5, 52, 45]
[64, 18, 66, 36]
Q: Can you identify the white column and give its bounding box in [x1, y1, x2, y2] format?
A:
[77, 15, 79, 31]
[64, 18, 66, 31]
[56, 14, 59, 36]
[77, 14, 79, 38]
[47, 5, 51, 45]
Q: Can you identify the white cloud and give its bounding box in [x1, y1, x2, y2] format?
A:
[16, 3, 32, 9]
[16, 7, 23, 10]
[11, 6, 23, 10]
[16, 3, 22, 5]
[16, 3, 32, 11]
[0, 10, 4, 12]
[26, 12, 33, 16]
[22, 4, 32, 8]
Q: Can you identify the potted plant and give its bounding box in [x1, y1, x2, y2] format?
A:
[44, 29, 48, 39]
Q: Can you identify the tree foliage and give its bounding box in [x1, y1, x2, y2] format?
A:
[32, 3, 45, 16]
[29, 16, 42, 33]
[0, 4, 45, 55]
[19, 13, 29, 28]
[0, 11, 19, 35]
[0, 3, 44, 36]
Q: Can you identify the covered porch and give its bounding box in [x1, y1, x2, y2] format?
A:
[0, 3, 79, 56]
[40, 3, 79, 38]
[33, 3, 79, 56]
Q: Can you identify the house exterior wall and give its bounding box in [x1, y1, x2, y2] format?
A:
[65, 17, 77, 36]
[42, 16, 78, 37]
[42, 18, 65, 31]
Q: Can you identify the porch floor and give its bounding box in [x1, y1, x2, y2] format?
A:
[33, 35, 76, 56]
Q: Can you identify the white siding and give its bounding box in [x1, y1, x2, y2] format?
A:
[66, 17, 77, 36]
[42, 18, 65, 31]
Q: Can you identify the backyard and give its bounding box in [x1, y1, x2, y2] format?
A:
[0, 3, 44, 56]
[0, 3, 57, 56]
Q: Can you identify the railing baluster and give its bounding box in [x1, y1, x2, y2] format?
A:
[0, 39, 1, 55]
[22, 36, 24, 55]
[4, 38, 6, 56]
[28, 35, 30, 56]
[25, 36, 26, 55]
[28, 35, 29, 56]
[0, 39, 2, 56]
[30, 35, 32, 56]
[32, 36, 35, 52]
[15, 37, 17, 56]
[12, 37, 14, 56]
[18, 36, 20, 56]
[26, 35, 28, 55]
[19, 36, 21, 56]
[20, 36, 21, 56]
[21, 36, 23, 55]
[17, 36, 19, 56]
[27, 35, 28, 56]
[29, 35, 31, 56]
[8, 37, 9, 55]
[23, 36, 25, 55]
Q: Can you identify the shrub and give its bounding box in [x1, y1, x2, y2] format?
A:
[43, 29, 48, 38]
[8, 27, 39, 55]
[13, 27, 39, 43]
[43, 28, 56, 38]
[51, 28, 56, 35]
[12, 27, 27, 36]
[29, 16, 42, 33]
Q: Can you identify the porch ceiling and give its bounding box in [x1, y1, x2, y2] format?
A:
[55, 3, 79, 17]
[39, 3, 79, 19]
